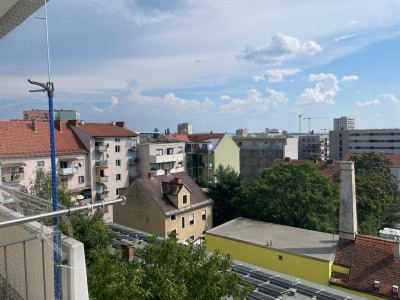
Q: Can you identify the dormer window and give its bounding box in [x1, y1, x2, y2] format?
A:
[183, 195, 188, 205]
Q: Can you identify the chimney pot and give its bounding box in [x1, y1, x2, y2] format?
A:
[174, 177, 182, 184]
[116, 121, 125, 128]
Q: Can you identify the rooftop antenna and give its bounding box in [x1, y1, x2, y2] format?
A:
[28, 1, 60, 298]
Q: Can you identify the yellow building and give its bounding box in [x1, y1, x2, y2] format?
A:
[205, 217, 338, 285]
[114, 172, 213, 241]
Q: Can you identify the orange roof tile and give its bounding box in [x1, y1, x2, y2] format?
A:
[72, 122, 138, 137]
[344, 152, 400, 168]
[187, 133, 225, 143]
[165, 134, 190, 141]
[0, 120, 87, 158]
[332, 235, 400, 298]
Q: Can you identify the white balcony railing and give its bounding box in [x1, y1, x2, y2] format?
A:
[149, 153, 184, 163]
[59, 167, 78, 175]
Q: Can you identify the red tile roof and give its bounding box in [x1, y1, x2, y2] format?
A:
[72, 122, 138, 137]
[344, 152, 400, 168]
[165, 134, 190, 141]
[187, 133, 225, 143]
[332, 235, 400, 298]
[0, 120, 87, 158]
[272, 158, 341, 178]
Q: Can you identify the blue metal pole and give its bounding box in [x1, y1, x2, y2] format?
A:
[47, 86, 60, 300]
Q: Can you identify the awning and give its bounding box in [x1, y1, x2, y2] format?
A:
[58, 156, 79, 161]
[0, 162, 27, 167]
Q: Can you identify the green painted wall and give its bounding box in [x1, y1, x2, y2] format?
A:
[213, 133, 240, 174]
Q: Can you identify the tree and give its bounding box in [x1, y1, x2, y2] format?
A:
[207, 165, 247, 226]
[245, 162, 339, 232]
[166, 127, 171, 135]
[350, 153, 400, 235]
[140, 234, 251, 300]
[153, 127, 160, 139]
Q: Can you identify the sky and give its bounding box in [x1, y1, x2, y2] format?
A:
[1, 0, 400, 134]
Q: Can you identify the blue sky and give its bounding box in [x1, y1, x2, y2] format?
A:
[2, 0, 400, 133]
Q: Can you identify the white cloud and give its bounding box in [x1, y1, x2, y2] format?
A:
[220, 95, 231, 100]
[265, 68, 301, 83]
[252, 75, 265, 82]
[237, 33, 322, 65]
[110, 96, 119, 106]
[220, 88, 288, 115]
[341, 75, 359, 82]
[357, 99, 380, 107]
[93, 106, 104, 112]
[334, 34, 357, 42]
[380, 93, 400, 104]
[297, 73, 357, 105]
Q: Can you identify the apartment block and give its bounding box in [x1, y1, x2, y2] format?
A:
[177, 123, 193, 134]
[333, 116, 355, 131]
[298, 134, 329, 160]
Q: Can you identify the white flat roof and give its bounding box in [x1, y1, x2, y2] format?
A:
[207, 217, 338, 262]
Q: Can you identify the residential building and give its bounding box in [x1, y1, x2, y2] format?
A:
[113, 172, 213, 241]
[330, 128, 400, 160]
[298, 134, 329, 160]
[177, 123, 193, 134]
[22, 109, 80, 122]
[0, 120, 88, 196]
[137, 142, 186, 177]
[233, 135, 298, 182]
[185, 133, 240, 185]
[235, 128, 248, 137]
[68, 121, 138, 221]
[333, 116, 355, 131]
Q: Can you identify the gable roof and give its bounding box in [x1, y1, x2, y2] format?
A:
[187, 133, 225, 143]
[272, 158, 341, 178]
[332, 235, 400, 298]
[72, 122, 138, 137]
[134, 172, 212, 215]
[0, 120, 87, 158]
[344, 152, 400, 168]
[165, 134, 190, 141]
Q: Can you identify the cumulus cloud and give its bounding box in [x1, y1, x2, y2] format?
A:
[357, 99, 380, 107]
[380, 93, 400, 104]
[110, 96, 119, 106]
[220, 95, 231, 100]
[297, 72, 358, 105]
[265, 68, 301, 83]
[252, 75, 265, 82]
[341, 75, 359, 82]
[220, 88, 288, 115]
[237, 33, 322, 65]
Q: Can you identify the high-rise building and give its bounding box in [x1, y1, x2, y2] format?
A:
[177, 123, 193, 134]
[333, 116, 355, 131]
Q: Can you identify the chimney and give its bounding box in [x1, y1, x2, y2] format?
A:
[148, 172, 155, 178]
[54, 120, 62, 132]
[116, 121, 125, 128]
[165, 169, 170, 175]
[67, 120, 78, 127]
[120, 241, 134, 261]
[339, 161, 357, 240]
[284, 157, 290, 162]
[394, 240, 400, 259]
[327, 159, 334, 166]
[174, 177, 182, 184]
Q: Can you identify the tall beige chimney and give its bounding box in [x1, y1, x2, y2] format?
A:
[339, 161, 357, 240]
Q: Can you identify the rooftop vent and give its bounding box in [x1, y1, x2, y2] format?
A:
[374, 280, 380, 290]
[393, 285, 399, 294]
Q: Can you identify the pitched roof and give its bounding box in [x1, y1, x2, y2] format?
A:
[72, 122, 138, 137]
[344, 152, 400, 168]
[332, 235, 400, 298]
[272, 158, 341, 178]
[187, 133, 225, 143]
[134, 172, 212, 215]
[0, 120, 87, 158]
[164, 134, 190, 141]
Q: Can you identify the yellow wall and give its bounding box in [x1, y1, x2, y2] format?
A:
[331, 284, 385, 300]
[206, 234, 332, 285]
[213, 134, 240, 174]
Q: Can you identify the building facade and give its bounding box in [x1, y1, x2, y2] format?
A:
[22, 109, 80, 122]
[298, 134, 329, 160]
[177, 123, 193, 134]
[114, 172, 213, 241]
[333, 116, 355, 131]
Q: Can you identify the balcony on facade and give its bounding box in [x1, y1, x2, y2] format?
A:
[96, 175, 109, 183]
[95, 160, 108, 168]
[186, 143, 213, 154]
[1, 172, 25, 183]
[95, 141, 108, 153]
[149, 153, 184, 164]
[199, 162, 213, 169]
[59, 167, 78, 176]
[128, 157, 138, 164]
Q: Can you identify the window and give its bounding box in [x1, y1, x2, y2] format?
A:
[60, 161, 67, 168]
[156, 149, 163, 156]
[238, 142, 242, 146]
[201, 209, 206, 221]
[116, 189, 119, 196]
[115, 145, 120, 153]
[78, 176, 84, 184]
[37, 161, 45, 167]
[183, 195, 188, 204]
[115, 159, 121, 167]
[181, 217, 185, 228]
[177, 147, 183, 153]
[170, 214, 176, 221]
[189, 213, 194, 225]
[116, 174, 121, 181]
[167, 148, 173, 155]
[115, 138, 120, 142]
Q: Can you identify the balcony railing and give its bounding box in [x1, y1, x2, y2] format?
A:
[1, 173, 25, 183]
[96, 176, 109, 183]
[95, 145, 107, 152]
[149, 153, 184, 163]
[200, 163, 213, 168]
[59, 167, 78, 175]
[95, 160, 108, 168]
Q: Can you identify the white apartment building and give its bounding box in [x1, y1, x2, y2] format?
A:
[177, 123, 193, 134]
[298, 134, 329, 160]
[137, 142, 186, 176]
[333, 116, 355, 131]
